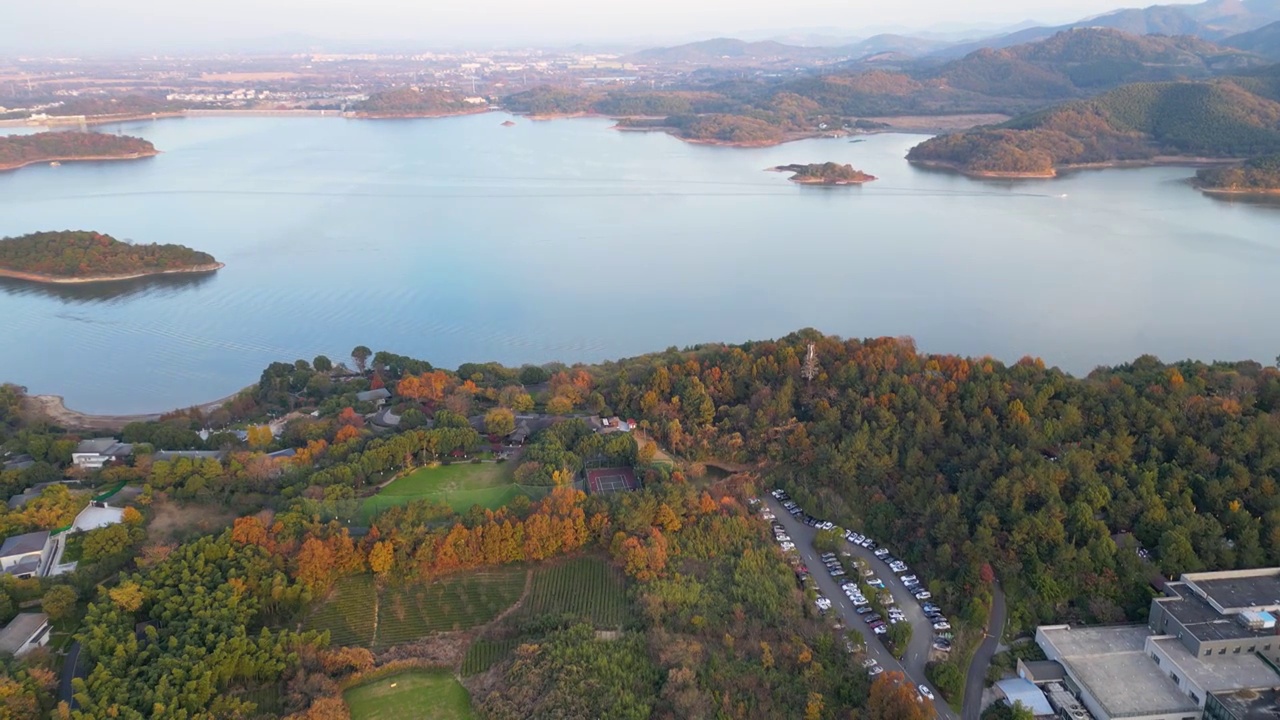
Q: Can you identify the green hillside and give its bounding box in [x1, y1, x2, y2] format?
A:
[908, 77, 1280, 175]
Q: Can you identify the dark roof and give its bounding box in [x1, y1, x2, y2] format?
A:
[1019, 660, 1067, 684]
[74, 438, 133, 456]
[0, 531, 48, 558]
[355, 388, 391, 402]
[153, 450, 226, 462]
[0, 613, 48, 655]
[372, 408, 401, 428]
[1209, 688, 1280, 720]
[266, 448, 297, 459]
[1159, 583, 1274, 643]
[1191, 574, 1280, 612]
[2, 455, 34, 471]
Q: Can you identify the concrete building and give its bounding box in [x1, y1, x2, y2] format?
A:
[72, 438, 133, 470]
[0, 531, 53, 578]
[1149, 568, 1280, 663]
[0, 613, 50, 657]
[1035, 567, 1280, 720]
[152, 450, 227, 462]
[1206, 688, 1280, 720]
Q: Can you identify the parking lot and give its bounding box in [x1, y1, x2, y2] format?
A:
[765, 492, 956, 718]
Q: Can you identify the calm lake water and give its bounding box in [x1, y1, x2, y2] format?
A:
[1, 114, 1278, 413]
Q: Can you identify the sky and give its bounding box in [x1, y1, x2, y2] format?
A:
[3, 0, 1148, 54]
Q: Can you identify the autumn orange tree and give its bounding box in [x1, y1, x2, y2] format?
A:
[867, 672, 932, 720]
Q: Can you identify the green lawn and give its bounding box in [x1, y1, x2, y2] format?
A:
[359, 462, 542, 520]
[344, 670, 475, 720]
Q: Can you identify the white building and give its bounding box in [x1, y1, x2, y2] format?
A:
[0, 613, 50, 658]
[0, 531, 53, 578]
[72, 438, 133, 470]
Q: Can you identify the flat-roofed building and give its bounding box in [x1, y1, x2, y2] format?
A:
[1149, 568, 1280, 663]
[0, 531, 53, 578]
[0, 613, 49, 657]
[1206, 688, 1280, 720]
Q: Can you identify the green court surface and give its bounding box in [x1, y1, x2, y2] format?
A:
[344, 669, 474, 720]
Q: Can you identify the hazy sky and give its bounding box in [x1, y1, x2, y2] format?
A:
[4, 0, 1142, 53]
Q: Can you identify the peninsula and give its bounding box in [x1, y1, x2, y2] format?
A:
[773, 162, 877, 184]
[1195, 154, 1280, 195]
[353, 87, 489, 118]
[0, 131, 157, 172]
[0, 231, 222, 284]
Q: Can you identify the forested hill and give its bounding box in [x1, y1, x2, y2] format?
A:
[1196, 152, 1280, 189]
[0, 131, 156, 170]
[506, 28, 1266, 145]
[0, 231, 219, 280]
[354, 88, 485, 117]
[600, 332, 1280, 632]
[906, 74, 1280, 176]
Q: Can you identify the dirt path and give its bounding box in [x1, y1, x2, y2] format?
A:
[23, 390, 247, 431]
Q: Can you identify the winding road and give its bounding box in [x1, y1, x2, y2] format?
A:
[963, 583, 1006, 720]
[765, 497, 956, 719]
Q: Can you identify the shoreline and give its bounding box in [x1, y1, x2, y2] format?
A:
[910, 155, 1241, 180]
[1196, 185, 1280, 197]
[23, 390, 248, 431]
[0, 150, 159, 173]
[0, 262, 224, 285]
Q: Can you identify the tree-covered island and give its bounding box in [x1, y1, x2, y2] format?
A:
[0, 231, 222, 283]
[1195, 154, 1280, 194]
[772, 162, 878, 184]
[0, 132, 157, 172]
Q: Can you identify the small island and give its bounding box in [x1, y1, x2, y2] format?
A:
[0, 231, 222, 284]
[1195, 155, 1280, 195]
[772, 162, 878, 185]
[0, 132, 158, 172]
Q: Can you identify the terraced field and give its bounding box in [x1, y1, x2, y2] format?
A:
[303, 568, 528, 648]
[518, 555, 630, 627]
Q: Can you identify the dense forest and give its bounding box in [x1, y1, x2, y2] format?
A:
[506, 28, 1268, 144]
[0, 231, 219, 279]
[0, 132, 155, 170]
[4, 328, 1280, 716]
[1195, 152, 1280, 190]
[775, 162, 878, 184]
[355, 88, 483, 116]
[907, 76, 1280, 175]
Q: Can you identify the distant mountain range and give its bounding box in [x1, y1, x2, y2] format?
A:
[1224, 20, 1280, 57]
[630, 0, 1280, 66]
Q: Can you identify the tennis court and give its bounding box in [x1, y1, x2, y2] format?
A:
[585, 467, 640, 495]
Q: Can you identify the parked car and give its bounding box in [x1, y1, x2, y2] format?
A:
[868, 664, 885, 676]
[820, 521, 834, 531]
[856, 606, 874, 615]
[862, 658, 878, 669]
[780, 542, 796, 552]
[874, 547, 890, 557]
[901, 575, 918, 584]
[761, 511, 775, 520]
[914, 591, 932, 600]
[933, 622, 951, 631]
[918, 685, 934, 700]
[922, 603, 940, 613]
[873, 624, 888, 635]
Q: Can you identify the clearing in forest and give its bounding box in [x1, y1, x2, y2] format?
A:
[358, 462, 545, 520]
[344, 669, 475, 720]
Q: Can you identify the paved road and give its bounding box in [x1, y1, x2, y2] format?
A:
[962, 583, 1007, 720]
[766, 497, 956, 719]
[59, 640, 82, 708]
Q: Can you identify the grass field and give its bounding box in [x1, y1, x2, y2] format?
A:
[358, 462, 548, 520]
[345, 670, 475, 720]
[303, 568, 528, 649]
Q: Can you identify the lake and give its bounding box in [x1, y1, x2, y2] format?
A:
[1, 114, 1278, 413]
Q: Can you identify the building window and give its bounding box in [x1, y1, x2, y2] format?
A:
[1249, 646, 1256, 653]
[1152, 654, 1160, 666]
[1234, 647, 1241, 654]
[1203, 649, 1211, 657]
[1266, 644, 1273, 651]
[1220, 647, 1226, 654]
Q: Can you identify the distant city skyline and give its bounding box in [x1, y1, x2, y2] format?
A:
[3, 0, 1142, 55]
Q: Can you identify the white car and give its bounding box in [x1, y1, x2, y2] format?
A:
[915, 591, 932, 600]
[868, 665, 885, 676]
[761, 511, 775, 520]
[933, 622, 951, 631]
[873, 625, 887, 635]
[780, 542, 796, 552]
[862, 658, 878, 669]
[776, 534, 791, 543]
[918, 685, 934, 700]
